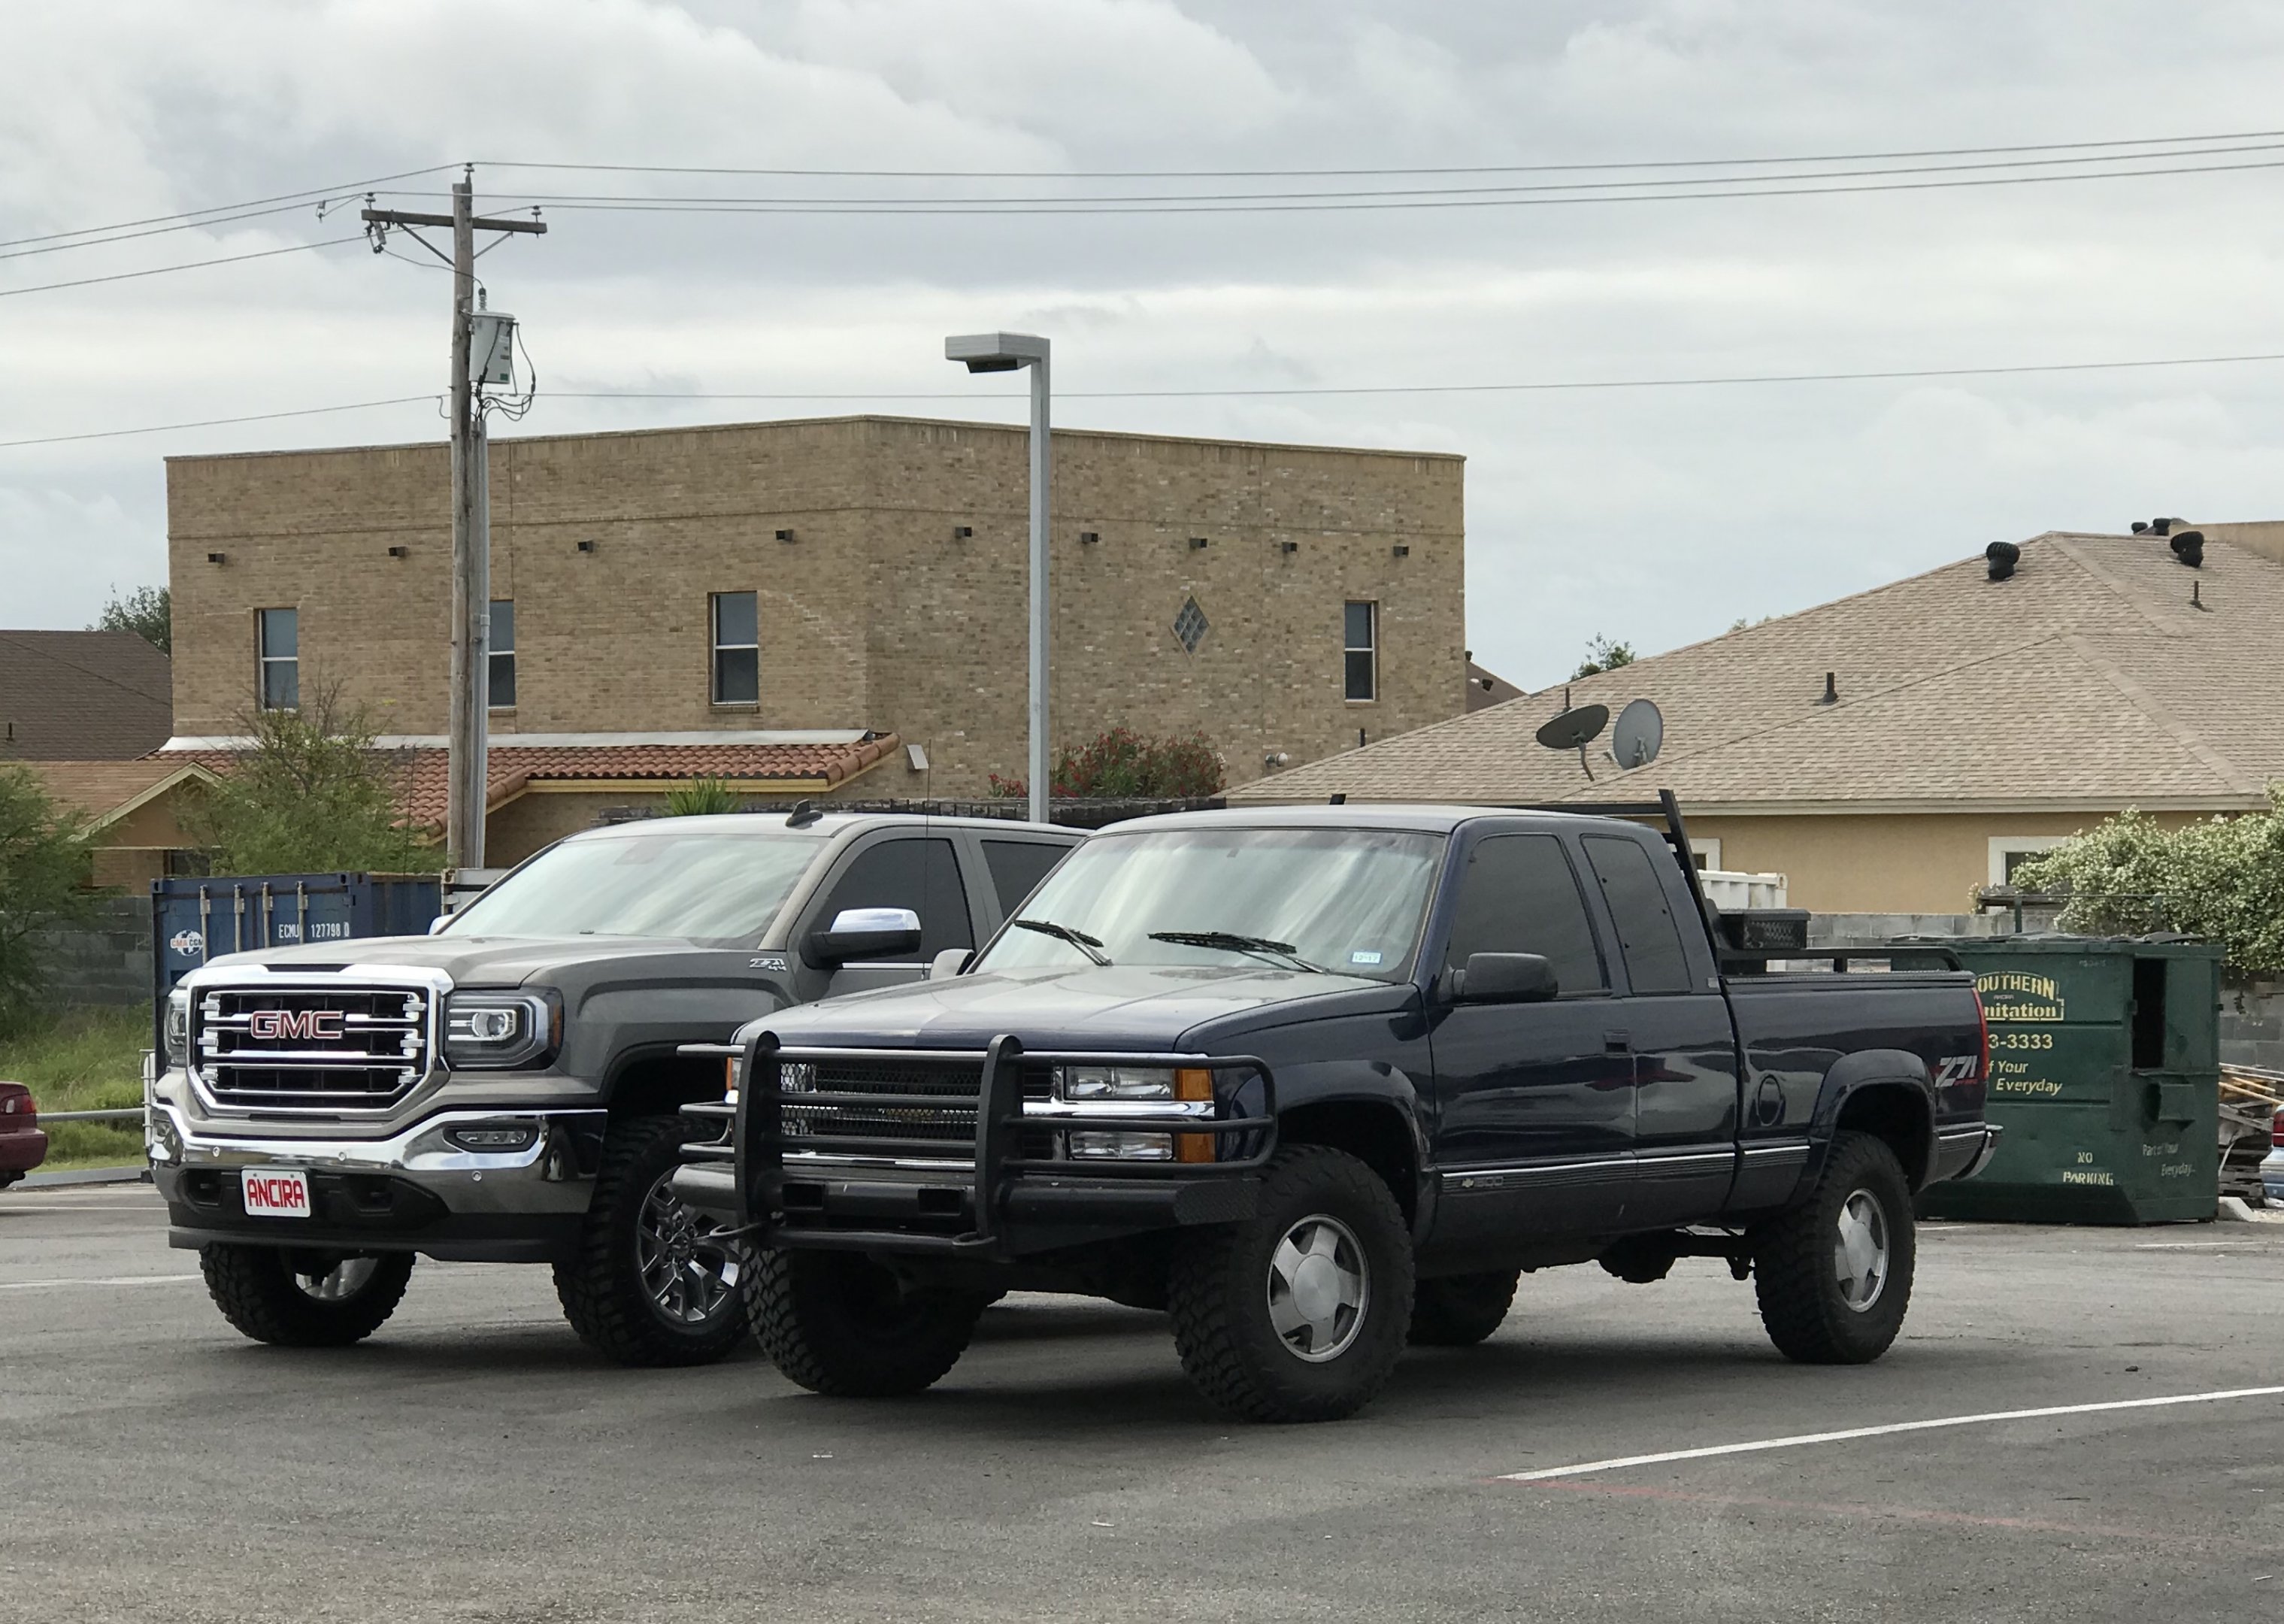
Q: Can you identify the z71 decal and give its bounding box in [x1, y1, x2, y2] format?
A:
[1932, 1055, 1981, 1086]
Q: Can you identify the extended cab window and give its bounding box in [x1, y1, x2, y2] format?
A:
[981, 838, 1068, 919]
[1583, 836, 1695, 995]
[1443, 834, 1605, 995]
[816, 838, 972, 959]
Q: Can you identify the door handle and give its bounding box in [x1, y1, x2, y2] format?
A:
[1604, 1031, 1633, 1053]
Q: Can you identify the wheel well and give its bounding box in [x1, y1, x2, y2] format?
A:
[605, 1048, 727, 1116]
[1834, 1084, 1932, 1188]
[1278, 1099, 1419, 1222]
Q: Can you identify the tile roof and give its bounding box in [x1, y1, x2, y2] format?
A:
[1233, 532, 2284, 813]
[0, 631, 171, 760]
[168, 736, 900, 829]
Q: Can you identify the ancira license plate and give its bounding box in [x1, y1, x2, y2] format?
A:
[241, 1167, 311, 1219]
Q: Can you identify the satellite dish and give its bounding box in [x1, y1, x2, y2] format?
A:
[1610, 699, 1664, 769]
[1534, 704, 1609, 752]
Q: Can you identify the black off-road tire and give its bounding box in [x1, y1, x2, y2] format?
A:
[553, 1113, 751, 1368]
[1168, 1145, 1415, 1423]
[1752, 1131, 1916, 1365]
[200, 1245, 414, 1347]
[750, 1250, 989, 1396]
[1407, 1269, 1519, 1347]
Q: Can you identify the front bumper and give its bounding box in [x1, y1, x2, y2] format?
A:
[150, 1100, 605, 1262]
[1934, 1122, 2002, 1185]
[679, 1038, 1276, 1259]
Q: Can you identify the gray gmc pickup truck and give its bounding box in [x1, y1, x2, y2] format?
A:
[148, 810, 1080, 1365]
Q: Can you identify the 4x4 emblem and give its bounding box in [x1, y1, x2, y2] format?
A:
[248, 1010, 345, 1042]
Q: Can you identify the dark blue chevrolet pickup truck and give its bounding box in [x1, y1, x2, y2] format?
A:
[677, 798, 1995, 1423]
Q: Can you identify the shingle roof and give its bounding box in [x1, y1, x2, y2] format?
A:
[168, 736, 900, 829]
[1233, 532, 2284, 813]
[19, 759, 216, 827]
[0, 631, 171, 760]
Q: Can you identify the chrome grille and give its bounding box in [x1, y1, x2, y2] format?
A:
[196, 984, 430, 1110]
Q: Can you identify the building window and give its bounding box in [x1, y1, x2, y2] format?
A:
[1989, 835, 2073, 888]
[1343, 600, 1377, 702]
[256, 607, 298, 710]
[711, 590, 759, 706]
[489, 600, 516, 710]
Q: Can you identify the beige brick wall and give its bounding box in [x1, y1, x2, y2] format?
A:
[168, 416, 1465, 796]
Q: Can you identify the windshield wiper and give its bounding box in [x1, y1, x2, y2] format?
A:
[1148, 930, 1329, 974]
[1011, 917, 1113, 967]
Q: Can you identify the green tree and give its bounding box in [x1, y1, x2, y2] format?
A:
[989, 728, 1225, 800]
[186, 684, 442, 876]
[2010, 792, 2284, 974]
[1571, 635, 1637, 679]
[0, 766, 98, 1036]
[662, 777, 743, 816]
[92, 584, 170, 655]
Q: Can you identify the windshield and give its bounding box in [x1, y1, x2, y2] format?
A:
[441, 829, 824, 944]
[973, 826, 1445, 981]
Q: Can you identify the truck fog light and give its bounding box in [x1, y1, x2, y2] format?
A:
[148, 1113, 182, 1165]
[445, 1123, 539, 1153]
[1067, 1130, 1174, 1161]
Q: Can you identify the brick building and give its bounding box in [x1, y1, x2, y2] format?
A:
[165, 415, 1465, 856]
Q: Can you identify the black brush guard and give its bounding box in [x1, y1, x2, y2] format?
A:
[678, 1032, 1277, 1258]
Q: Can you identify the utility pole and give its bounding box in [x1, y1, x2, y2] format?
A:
[363, 169, 544, 867]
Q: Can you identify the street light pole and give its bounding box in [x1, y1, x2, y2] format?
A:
[946, 332, 1053, 826]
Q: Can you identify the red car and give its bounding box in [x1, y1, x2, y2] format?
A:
[0, 1082, 47, 1189]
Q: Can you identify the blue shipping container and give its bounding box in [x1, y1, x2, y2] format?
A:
[151, 873, 447, 1009]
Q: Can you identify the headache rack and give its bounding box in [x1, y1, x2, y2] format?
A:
[681, 1034, 1277, 1255]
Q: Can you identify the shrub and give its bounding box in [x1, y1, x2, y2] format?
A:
[662, 778, 744, 816]
[2010, 790, 2284, 974]
[0, 766, 98, 1037]
[989, 728, 1225, 801]
[186, 683, 442, 875]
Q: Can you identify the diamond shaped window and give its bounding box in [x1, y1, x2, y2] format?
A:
[1173, 596, 1210, 654]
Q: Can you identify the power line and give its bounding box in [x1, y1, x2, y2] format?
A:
[513, 153, 2284, 215]
[0, 235, 365, 299]
[0, 395, 440, 450]
[0, 200, 320, 262]
[0, 163, 460, 254]
[474, 126, 2284, 180]
[10, 350, 2279, 455]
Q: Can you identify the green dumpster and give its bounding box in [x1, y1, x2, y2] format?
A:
[1916, 936, 2222, 1224]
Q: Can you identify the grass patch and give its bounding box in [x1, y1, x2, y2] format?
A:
[0, 1007, 148, 1168]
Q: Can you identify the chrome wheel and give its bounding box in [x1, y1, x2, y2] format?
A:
[1265, 1213, 1369, 1362]
[293, 1256, 379, 1303]
[1834, 1189, 1890, 1312]
[638, 1171, 743, 1326]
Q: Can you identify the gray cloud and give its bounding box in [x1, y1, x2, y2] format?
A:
[5, 0, 2283, 686]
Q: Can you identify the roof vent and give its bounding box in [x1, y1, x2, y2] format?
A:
[1986, 541, 2020, 582]
[2170, 529, 2205, 568]
[2131, 520, 2151, 535]
[2151, 517, 2174, 536]
[1818, 671, 1839, 706]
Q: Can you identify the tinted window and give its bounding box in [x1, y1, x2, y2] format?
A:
[816, 838, 972, 959]
[982, 838, 1068, 919]
[1584, 836, 1695, 995]
[1442, 834, 1604, 995]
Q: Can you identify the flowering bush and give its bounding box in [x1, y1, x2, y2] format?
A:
[2010, 789, 2284, 974]
[989, 728, 1224, 801]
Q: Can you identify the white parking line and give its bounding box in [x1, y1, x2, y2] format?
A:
[1499, 1386, 2284, 1483]
[0, 1274, 201, 1292]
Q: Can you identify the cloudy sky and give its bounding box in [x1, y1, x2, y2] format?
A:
[5, 0, 2283, 689]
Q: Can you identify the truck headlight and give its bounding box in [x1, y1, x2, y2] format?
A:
[163, 987, 191, 1066]
[442, 992, 557, 1068]
[1054, 1065, 1177, 1101]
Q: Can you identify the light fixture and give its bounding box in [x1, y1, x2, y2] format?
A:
[952, 525, 974, 539]
[387, 545, 409, 559]
[206, 552, 226, 565]
[906, 743, 930, 771]
[1392, 544, 1410, 557]
[775, 528, 795, 543]
[1280, 541, 1298, 554]
[577, 539, 596, 553]
[1189, 536, 1209, 550]
[1078, 531, 1099, 544]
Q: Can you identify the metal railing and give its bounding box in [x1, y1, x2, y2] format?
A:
[35, 1108, 144, 1123]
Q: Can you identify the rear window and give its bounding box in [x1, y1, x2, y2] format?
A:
[1583, 836, 1695, 995]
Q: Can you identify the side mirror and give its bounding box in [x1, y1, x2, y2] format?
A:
[1450, 952, 1558, 1004]
[806, 906, 923, 967]
[926, 947, 974, 980]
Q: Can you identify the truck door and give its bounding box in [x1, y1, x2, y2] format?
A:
[1426, 832, 1632, 1238]
[801, 835, 976, 998]
[1580, 834, 1740, 1229]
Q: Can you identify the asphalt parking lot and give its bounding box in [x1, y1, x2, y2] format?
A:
[4, 1184, 2282, 1623]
